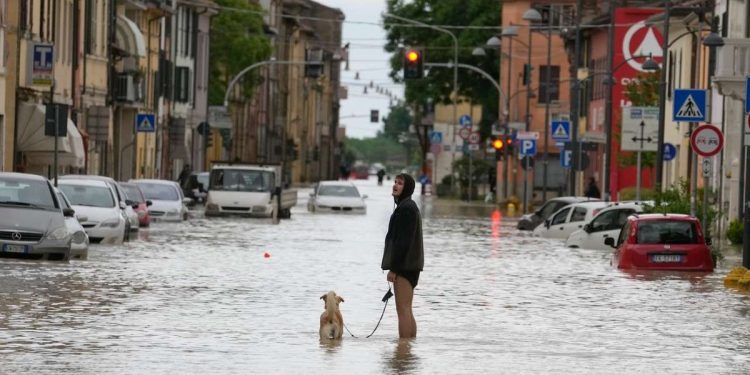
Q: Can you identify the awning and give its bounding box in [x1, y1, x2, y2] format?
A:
[114, 15, 146, 57]
[16, 101, 85, 168]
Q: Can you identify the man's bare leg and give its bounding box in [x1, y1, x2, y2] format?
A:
[394, 275, 416, 338]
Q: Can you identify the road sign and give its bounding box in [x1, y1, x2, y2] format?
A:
[370, 109, 379, 123]
[516, 131, 539, 140]
[551, 120, 571, 141]
[136, 113, 156, 133]
[690, 125, 723, 157]
[458, 127, 471, 140]
[621, 106, 659, 151]
[30, 42, 54, 86]
[459, 115, 472, 127]
[429, 131, 443, 144]
[520, 139, 536, 156]
[561, 149, 572, 168]
[430, 143, 442, 156]
[663, 143, 677, 161]
[746, 76, 750, 114]
[468, 131, 481, 145]
[44, 103, 68, 137]
[673, 89, 707, 122]
[702, 158, 712, 177]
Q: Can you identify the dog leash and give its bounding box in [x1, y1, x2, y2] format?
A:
[343, 285, 393, 339]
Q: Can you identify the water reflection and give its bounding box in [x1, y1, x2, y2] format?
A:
[383, 339, 418, 374]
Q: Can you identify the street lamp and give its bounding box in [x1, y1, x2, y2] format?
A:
[499, 25, 519, 201]
[521, 8, 541, 214]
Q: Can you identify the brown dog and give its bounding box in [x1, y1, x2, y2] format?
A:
[319, 291, 344, 339]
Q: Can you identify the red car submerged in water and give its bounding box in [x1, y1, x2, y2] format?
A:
[120, 182, 152, 227]
[606, 214, 713, 272]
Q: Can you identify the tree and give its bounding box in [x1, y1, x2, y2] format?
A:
[379, 104, 412, 141]
[383, 0, 501, 135]
[209, 0, 272, 106]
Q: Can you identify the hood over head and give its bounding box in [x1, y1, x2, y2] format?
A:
[395, 173, 415, 204]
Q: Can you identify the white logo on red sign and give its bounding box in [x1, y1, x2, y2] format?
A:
[622, 20, 664, 72]
[690, 125, 723, 157]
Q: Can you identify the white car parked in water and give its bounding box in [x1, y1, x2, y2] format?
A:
[565, 201, 650, 250]
[307, 181, 367, 214]
[532, 201, 609, 239]
[55, 188, 89, 259]
[131, 179, 190, 222]
[58, 179, 127, 245]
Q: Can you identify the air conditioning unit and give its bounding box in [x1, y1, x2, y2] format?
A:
[115, 73, 136, 102]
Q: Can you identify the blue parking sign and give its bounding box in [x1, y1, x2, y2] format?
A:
[561, 149, 572, 168]
[520, 139, 536, 156]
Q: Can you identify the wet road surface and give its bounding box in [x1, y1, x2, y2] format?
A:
[1, 178, 750, 374]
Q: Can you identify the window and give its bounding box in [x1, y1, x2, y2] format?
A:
[85, 0, 98, 54]
[551, 207, 571, 226]
[538, 65, 560, 103]
[570, 207, 587, 222]
[617, 221, 630, 246]
[637, 220, 698, 244]
[589, 210, 618, 232]
[174, 66, 190, 102]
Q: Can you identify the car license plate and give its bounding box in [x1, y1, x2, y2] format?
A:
[651, 254, 682, 263]
[2, 243, 28, 254]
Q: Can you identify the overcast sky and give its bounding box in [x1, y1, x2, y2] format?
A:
[317, 0, 403, 139]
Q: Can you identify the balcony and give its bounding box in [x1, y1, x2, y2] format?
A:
[713, 38, 750, 100]
[114, 72, 145, 104]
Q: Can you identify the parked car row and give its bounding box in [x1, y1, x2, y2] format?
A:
[0, 172, 192, 262]
[524, 198, 713, 272]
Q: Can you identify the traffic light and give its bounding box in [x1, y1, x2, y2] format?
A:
[505, 135, 515, 153]
[403, 48, 423, 79]
[206, 132, 213, 148]
[522, 63, 532, 85]
[492, 137, 505, 160]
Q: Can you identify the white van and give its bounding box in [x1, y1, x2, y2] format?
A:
[204, 164, 297, 218]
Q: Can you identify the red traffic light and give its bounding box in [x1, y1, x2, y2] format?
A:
[492, 138, 504, 150]
[406, 50, 420, 62]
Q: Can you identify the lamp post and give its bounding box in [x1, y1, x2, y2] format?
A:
[521, 8, 542, 214]
[382, 13, 459, 195]
[500, 26, 519, 201]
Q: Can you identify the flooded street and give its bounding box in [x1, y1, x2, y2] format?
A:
[2, 178, 750, 374]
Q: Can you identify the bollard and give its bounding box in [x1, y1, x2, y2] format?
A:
[744, 202, 750, 268]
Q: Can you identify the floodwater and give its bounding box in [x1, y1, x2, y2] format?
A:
[1, 178, 750, 374]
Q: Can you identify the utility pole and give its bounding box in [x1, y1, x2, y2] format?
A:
[569, 0, 583, 195]
[632, 120, 652, 201]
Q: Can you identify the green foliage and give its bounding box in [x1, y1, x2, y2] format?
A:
[209, 0, 272, 105]
[624, 72, 660, 106]
[383, 0, 501, 133]
[451, 156, 493, 187]
[727, 219, 744, 245]
[379, 104, 413, 141]
[617, 187, 657, 201]
[344, 137, 407, 167]
[643, 179, 719, 238]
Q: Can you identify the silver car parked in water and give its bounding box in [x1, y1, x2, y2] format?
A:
[0, 172, 72, 261]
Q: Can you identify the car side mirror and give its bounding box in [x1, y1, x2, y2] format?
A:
[604, 237, 616, 248]
[583, 223, 591, 233]
[63, 208, 75, 217]
[146, 200, 153, 206]
[362, 194, 368, 199]
[182, 197, 193, 206]
[119, 201, 126, 210]
[125, 199, 135, 206]
[544, 219, 550, 229]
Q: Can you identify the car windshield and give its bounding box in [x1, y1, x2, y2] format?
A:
[197, 173, 209, 190]
[209, 169, 273, 192]
[136, 183, 180, 201]
[318, 185, 360, 197]
[120, 184, 145, 203]
[59, 184, 115, 208]
[538, 201, 567, 219]
[0, 177, 56, 210]
[637, 220, 698, 244]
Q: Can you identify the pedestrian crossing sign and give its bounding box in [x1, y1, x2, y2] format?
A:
[136, 113, 156, 133]
[550, 120, 571, 141]
[672, 89, 706, 122]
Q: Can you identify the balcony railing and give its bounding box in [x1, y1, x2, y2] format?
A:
[713, 38, 750, 100]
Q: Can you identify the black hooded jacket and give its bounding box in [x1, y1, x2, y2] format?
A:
[381, 174, 424, 273]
